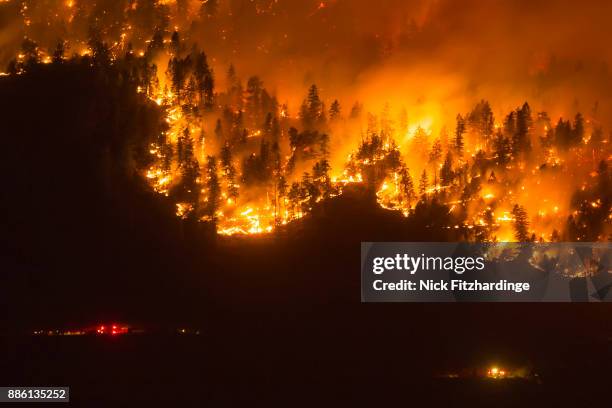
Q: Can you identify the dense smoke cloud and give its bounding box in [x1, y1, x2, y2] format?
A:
[190, 0, 612, 129]
[2, 0, 612, 126]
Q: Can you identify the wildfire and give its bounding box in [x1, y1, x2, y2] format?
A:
[7, 3, 607, 241]
[176, 202, 193, 218]
[140, 78, 608, 240]
[487, 367, 507, 379]
[217, 206, 277, 235]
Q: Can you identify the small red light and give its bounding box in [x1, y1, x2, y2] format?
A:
[112, 325, 117, 330]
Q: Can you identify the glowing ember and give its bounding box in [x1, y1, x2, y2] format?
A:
[5, 1, 609, 241]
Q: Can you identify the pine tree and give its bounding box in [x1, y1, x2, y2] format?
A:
[467, 100, 494, 148]
[301, 84, 324, 129]
[512, 204, 529, 242]
[87, 30, 110, 68]
[220, 143, 238, 201]
[142, 61, 158, 96]
[551, 229, 560, 242]
[493, 129, 511, 166]
[513, 102, 532, 155]
[429, 138, 442, 185]
[319, 133, 330, 158]
[274, 173, 288, 225]
[186, 77, 197, 106]
[173, 131, 201, 213]
[475, 208, 495, 242]
[262, 112, 274, 137]
[504, 111, 517, 140]
[288, 182, 301, 218]
[454, 114, 465, 156]
[194, 51, 214, 109]
[52, 40, 65, 64]
[554, 118, 573, 148]
[205, 156, 221, 220]
[300, 172, 319, 210]
[312, 159, 331, 197]
[227, 64, 237, 90]
[147, 29, 165, 56]
[419, 169, 428, 197]
[277, 176, 288, 199]
[440, 152, 453, 185]
[411, 126, 430, 162]
[399, 166, 415, 208]
[246, 76, 264, 125]
[21, 37, 38, 65]
[572, 113, 585, 144]
[232, 111, 245, 143]
[171, 31, 181, 56]
[307, 85, 322, 117]
[167, 57, 187, 103]
[329, 99, 341, 120]
[160, 138, 174, 173]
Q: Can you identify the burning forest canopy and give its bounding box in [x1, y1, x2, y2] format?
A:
[0, 0, 611, 241]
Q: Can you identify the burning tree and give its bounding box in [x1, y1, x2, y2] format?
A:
[5, 4, 610, 242]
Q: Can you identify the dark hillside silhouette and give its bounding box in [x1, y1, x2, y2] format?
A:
[0, 62, 192, 328]
[1, 64, 611, 407]
[0, 62, 463, 328]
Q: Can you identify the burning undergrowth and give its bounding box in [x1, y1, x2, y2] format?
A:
[1, 1, 611, 241]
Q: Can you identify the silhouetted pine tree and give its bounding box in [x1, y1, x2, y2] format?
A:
[220, 143, 239, 201]
[454, 114, 466, 157]
[399, 166, 416, 209]
[205, 155, 221, 221]
[329, 99, 341, 120]
[419, 169, 428, 197]
[512, 204, 529, 242]
[440, 152, 454, 186]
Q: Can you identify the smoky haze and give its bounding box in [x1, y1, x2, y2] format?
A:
[201, 0, 612, 128]
[2, 0, 612, 127]
[1, 0, 610, 242]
